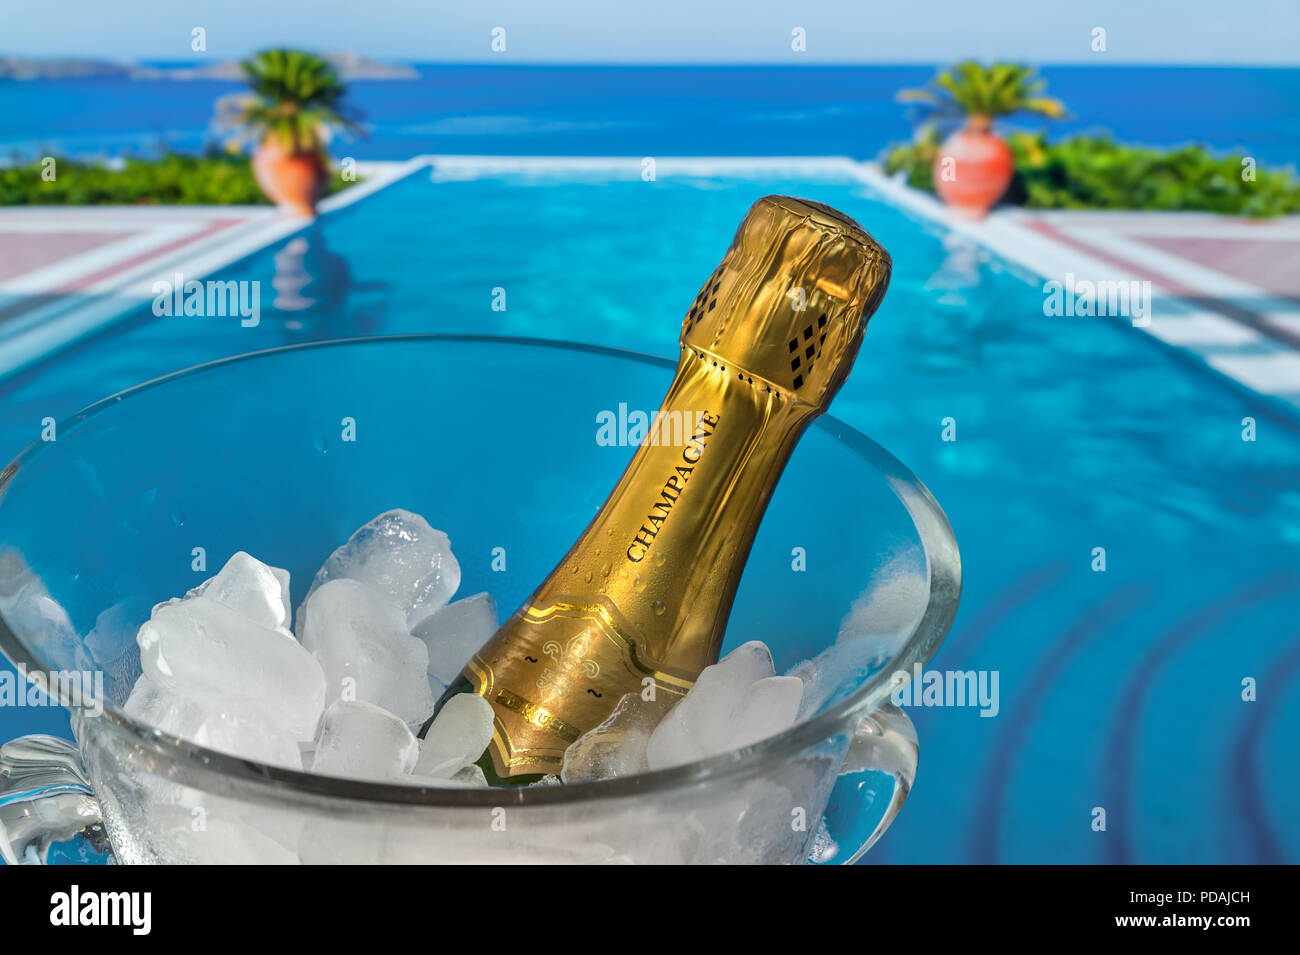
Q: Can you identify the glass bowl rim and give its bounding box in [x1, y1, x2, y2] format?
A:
[0, 333, 961, 808]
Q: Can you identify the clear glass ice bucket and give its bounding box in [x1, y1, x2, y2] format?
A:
[0, 336, 960, 864]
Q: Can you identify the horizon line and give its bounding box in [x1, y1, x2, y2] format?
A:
[5, 55, 1299, 70]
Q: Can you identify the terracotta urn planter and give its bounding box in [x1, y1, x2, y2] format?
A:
[932, 117, 1014, 220]
[252, 142, 328, 217]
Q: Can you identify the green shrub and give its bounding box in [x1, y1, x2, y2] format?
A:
[882, 127, 943, 192]
[881, 131, 1300, 217]
[0, 154, 357, 206]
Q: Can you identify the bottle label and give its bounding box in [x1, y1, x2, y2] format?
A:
[468, 596, 694, 775]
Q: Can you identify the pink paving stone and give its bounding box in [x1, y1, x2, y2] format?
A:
[1023, 220, 1199, 296]
[63, 218, 240, 291]
[0, 230, 134, 283]
[0, 216, 247, 326]
[1133, 236, 1300, 299]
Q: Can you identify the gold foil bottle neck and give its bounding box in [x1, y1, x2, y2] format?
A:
[680, 195, 891, 411]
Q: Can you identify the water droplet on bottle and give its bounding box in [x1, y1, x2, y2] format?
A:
[171, 511, 185, 526]
[653, 550, 666, 567]
[583, 571, 593, 584]
[314, 436, 329, 454]
[652, 600, 666, 616]
[634, 573, 646, 591]
[600, 563, 612, 578]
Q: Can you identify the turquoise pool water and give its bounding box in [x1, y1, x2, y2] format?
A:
[2, 168, 1299, 863]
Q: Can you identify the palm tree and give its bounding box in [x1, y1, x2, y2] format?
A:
[898, 61, 1066, 133]
[235, 49, 362, 154]
[218, 49, 362, 215]
[897, 62, 1066, 219]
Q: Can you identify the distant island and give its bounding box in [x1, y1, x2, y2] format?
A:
[0, 53, 420, 81]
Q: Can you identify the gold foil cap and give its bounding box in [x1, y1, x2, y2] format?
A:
[680, 195, 891, 410]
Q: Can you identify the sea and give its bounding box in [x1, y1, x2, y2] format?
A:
[1, 64, 1297, 166]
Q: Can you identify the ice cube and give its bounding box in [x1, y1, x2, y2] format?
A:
[449, 764, 488, 787]
[271, 566, 292, 623]
[787, 636, 898, 719]
[191, 702, 306, 770]
[136, 595, 326, 738]
[123, 674, 303, 770]
[124, 672, 199, 728]
[411, 592, 498, 688]
[561, 692, 673, 783]
[414, 693, 494, 778]
[298, 578, 436, 724]
[646, 641, 803, 771]
[188, 551, 294, 637]
[299, 509, 461, 629]
[726, 676, 804, 750]
[708, 640, 777, 687]
[394, 761, 490, 789]
[644, 640, 772, 770]
[85, 600, 146, 703]
[311, 700, 419, 781]
[85, 602, 143, 667]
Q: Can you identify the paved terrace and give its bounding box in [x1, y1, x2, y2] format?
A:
[0, 159, 421, 377]
[856, 163, 1300, 418]
[0, 155, 1297, 417]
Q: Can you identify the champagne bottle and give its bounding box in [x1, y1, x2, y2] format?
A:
[433, 195, 891, 783]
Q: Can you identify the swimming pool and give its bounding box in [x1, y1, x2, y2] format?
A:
[2, 166, 1298, 863]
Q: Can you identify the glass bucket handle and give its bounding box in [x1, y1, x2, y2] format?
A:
[810, 702, 918, 865]
[0, 735, 108, 865]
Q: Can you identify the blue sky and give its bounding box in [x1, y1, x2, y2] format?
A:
[3, 0, 1297, 65]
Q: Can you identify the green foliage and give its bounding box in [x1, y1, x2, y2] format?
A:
[882, 126, 943, 191]
[882, 132, 1300, 217]
[1007, 133, 1300, 217]
[898, 61, 1067, 124]
[226, 49, 361, 154]
[0, 154, 357, 206]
